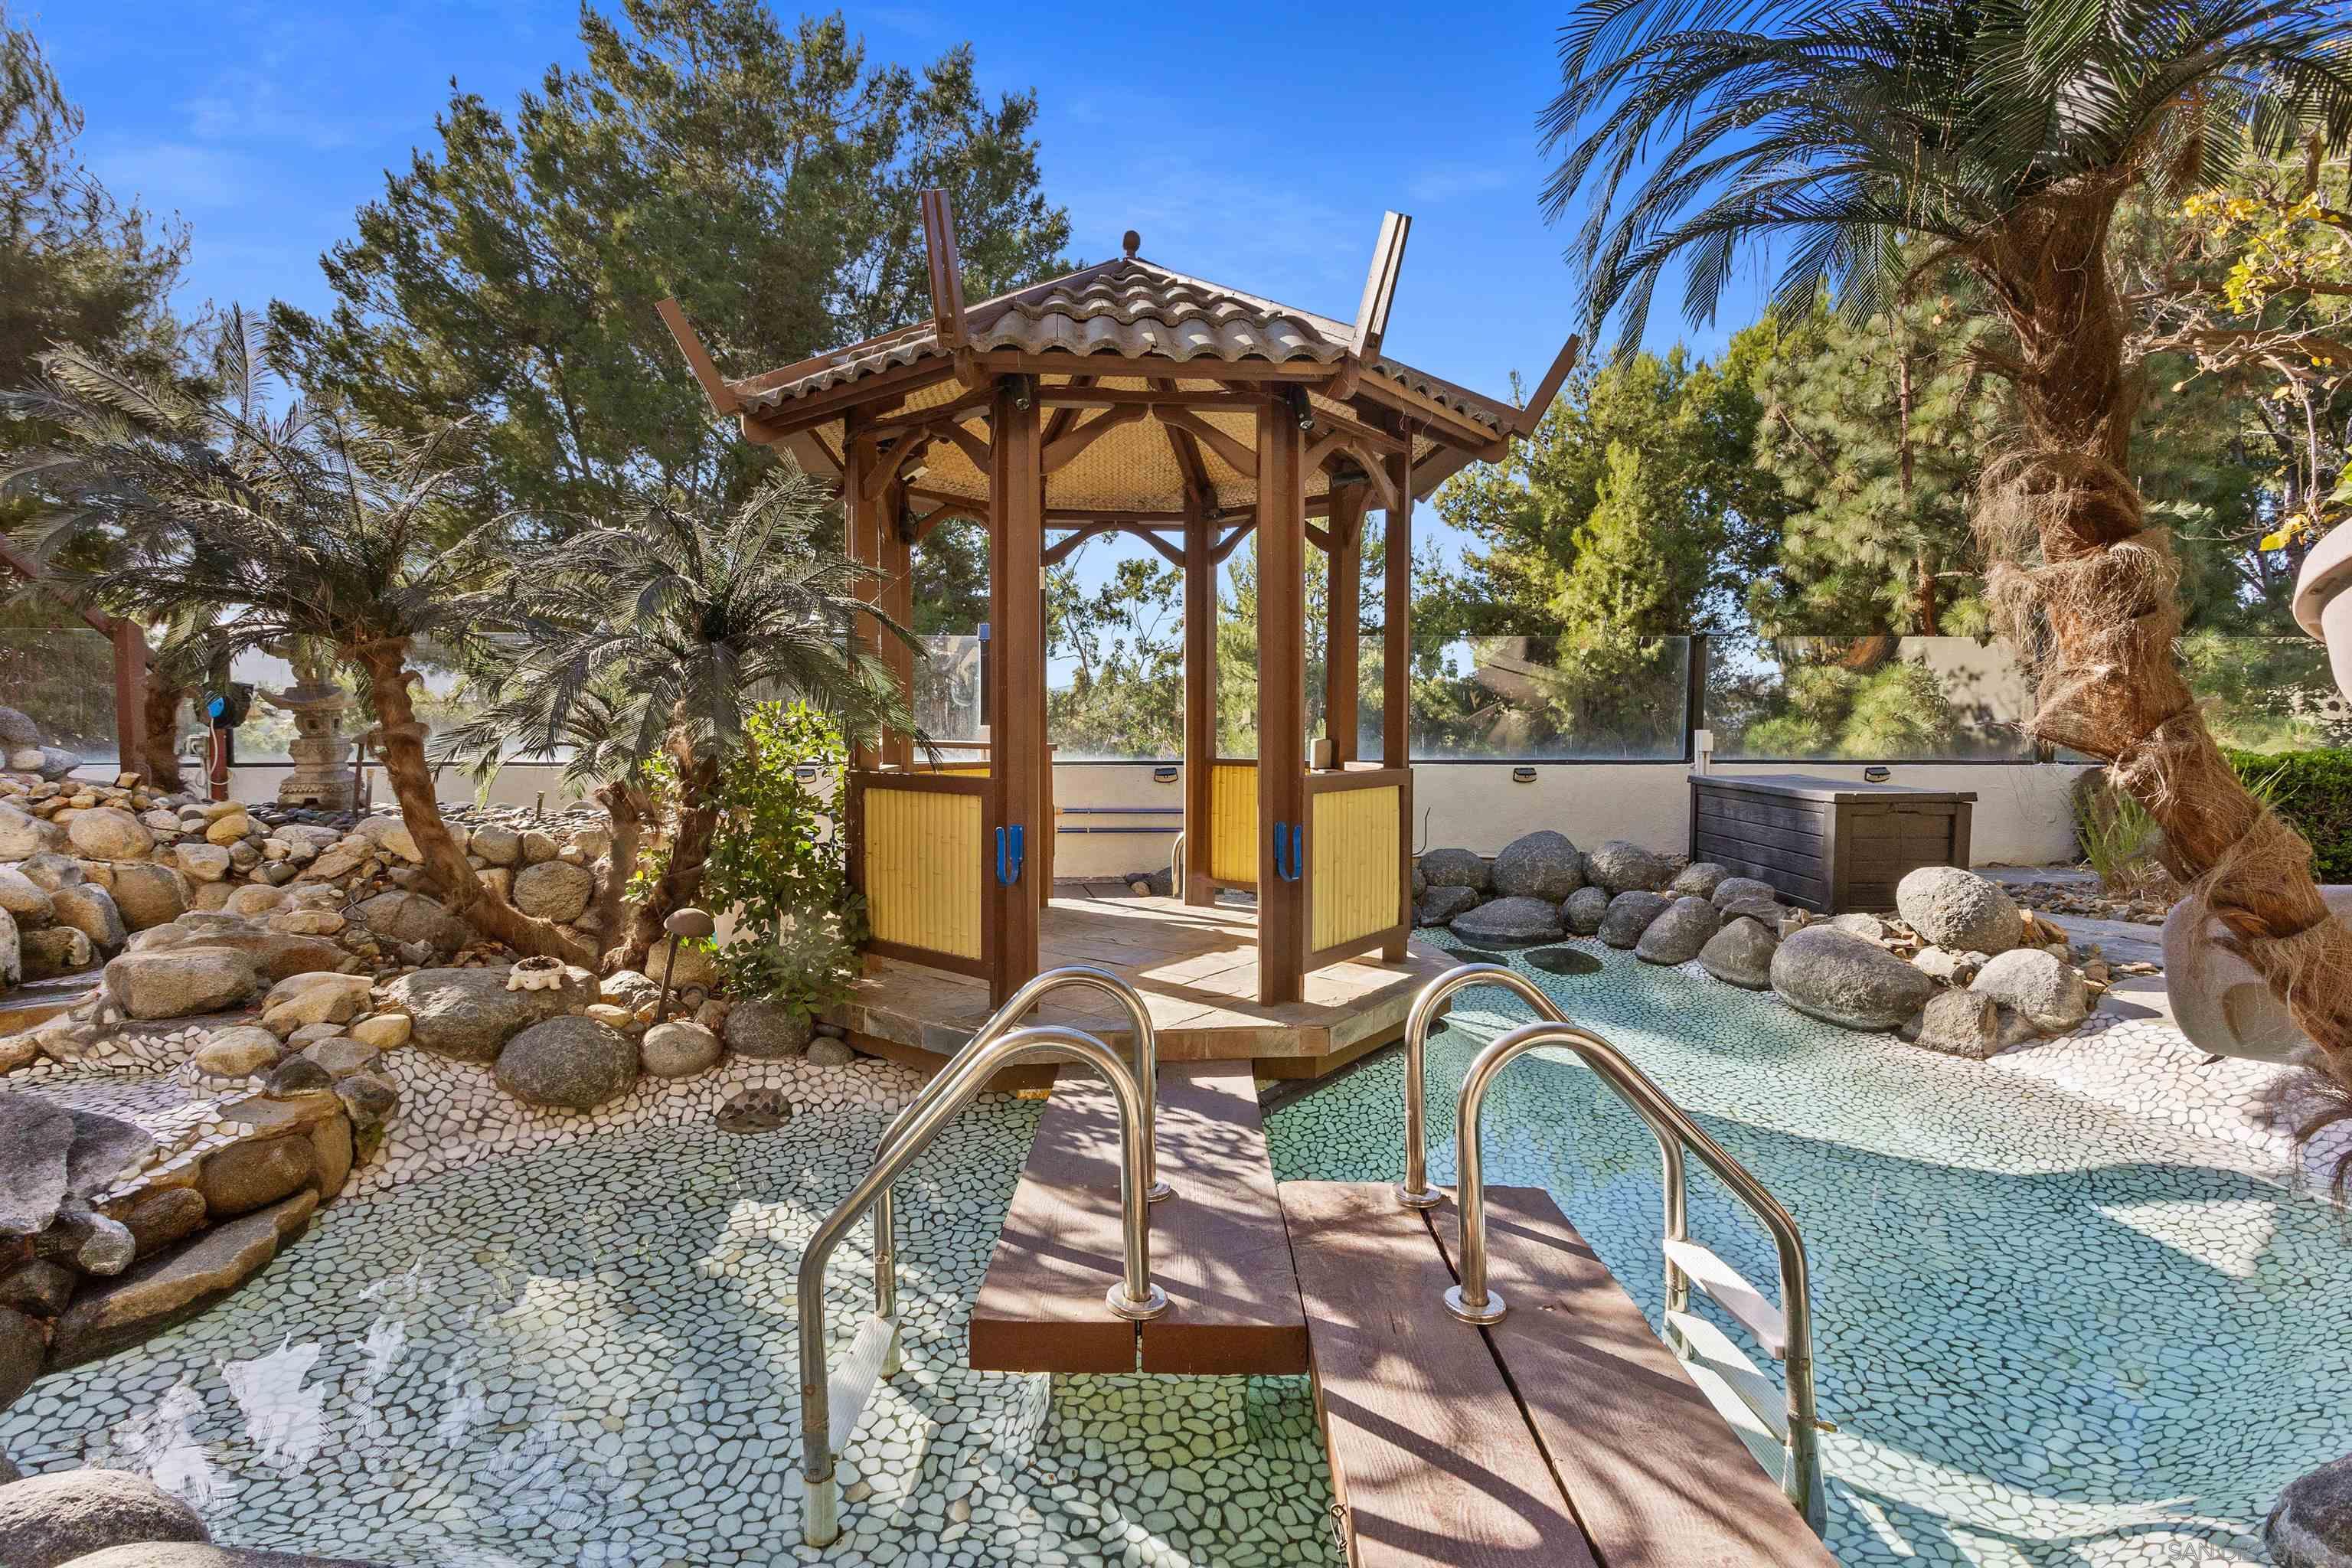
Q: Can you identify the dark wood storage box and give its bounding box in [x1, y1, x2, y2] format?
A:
[1687, 773, 1976, 913]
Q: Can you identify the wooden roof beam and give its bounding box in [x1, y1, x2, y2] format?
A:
[1155, 407, 1256, 479]
[1349, 212, 1412, 363]
[656, 299, 743, 415]
[1044, 405, 1147, 474]
[1517, 336, 1583, 437]
[920, 189, 967, 351]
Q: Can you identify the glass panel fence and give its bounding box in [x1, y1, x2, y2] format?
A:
[2181, 632, 2352, 753]
[1707, 636, 2037, 763]
[1410, 635, 1691, 760]
[0, 626, 117, 766]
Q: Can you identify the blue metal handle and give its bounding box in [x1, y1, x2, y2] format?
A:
[1285, 822, 1305, 882]
[995, 827, 1010, 887]
[1271, 822, 1289, 883]
[1007, 824, 1026, 886]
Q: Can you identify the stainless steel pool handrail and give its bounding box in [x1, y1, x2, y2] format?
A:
[1401, 962, 1824, 1532]
[1397, 963, 1589, 1209]
[797, 1023, 1168, 1548]
[867, 965, 1168, 1372]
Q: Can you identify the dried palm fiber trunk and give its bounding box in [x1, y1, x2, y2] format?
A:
[1970, 184, 2352, 1173]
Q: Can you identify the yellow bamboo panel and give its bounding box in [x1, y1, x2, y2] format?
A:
[864, 786, 983, 960]
[932, 763, 990, 776]
[1310, 784, 1400, 953]
[1209, 761, 1258, 885]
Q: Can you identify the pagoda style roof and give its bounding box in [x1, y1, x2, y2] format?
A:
[740, 256, 1514, 434]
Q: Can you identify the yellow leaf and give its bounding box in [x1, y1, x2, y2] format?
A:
[2261, 528, 2294, 550]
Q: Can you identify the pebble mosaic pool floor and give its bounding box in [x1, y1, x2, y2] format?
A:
[5, 936, 2350, 1566]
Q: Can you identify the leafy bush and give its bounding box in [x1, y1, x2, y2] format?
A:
[2070, 770, 2167, 893]
[692, 703, 864, 1021]
[2227, 746, 2352, 882]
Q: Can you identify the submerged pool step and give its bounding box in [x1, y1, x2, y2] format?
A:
[1663, 1237, 1787, 1358]
[1667, 1307, 1789, 1472]
[828, 1314, 900, 1453]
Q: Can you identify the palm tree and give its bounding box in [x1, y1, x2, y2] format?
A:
[1544, 0, 2352, 1094]
[443, 469, 906, 972]
[2, 309, 592, 963]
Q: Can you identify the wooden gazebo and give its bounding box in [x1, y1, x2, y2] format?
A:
[663, 194, 1571, 1024]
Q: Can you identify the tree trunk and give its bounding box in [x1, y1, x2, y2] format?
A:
[354, 639, 594, 967]
[140, 681, 188, 792]
[618, 730, 720, 972]
[593, 776, 655, 973]
[1973, 188, 2352, 1157]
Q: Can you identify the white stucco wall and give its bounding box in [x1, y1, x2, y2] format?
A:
[177, 756, 2088, 877]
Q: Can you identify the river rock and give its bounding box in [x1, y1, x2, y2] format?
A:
[0, 804, 61, 860]
[0, 867, 52, 923]
[1698, 915, 1777, 989]
[1912, 946, 1985, 985]
[199, 1133, 318, 1217]
[469, 825, 521, 866]
[380, 965, 591, 1063]
[1828, 912, 1888, 941]
[1449, 895, 1564, 946]
[1635, 895, 1720, 965]
[1417, 885, 1480, 926]
[173, 844, 231, 882]
[641, 1020, 723, 1079]
[1670, 861, 1728, 900]
[47, 886, 125, 952]
[495, 1015, 639, 1110]
[1598, 890, 1671, 949]
[1562, 884, 1611, 936]
[1586, 840, 1671, 895]
[62, 1109, 154, 1201]
[1418, 848, 1488, 892]
[122, 1187, 208, 1259]
[1900, 989, 2006, 1060]
[0, 1468, 211, 1568]
[15, 854, 80, 893]
[1491, 831, 1583, 900]
[1770, 925, 1936, 1031]
[351, 891, 471, 955]
[724, 999, 811, 1060]
[103, 948, 262, 1020]
[64, 808, 152, 863]
[348, 1014, 410, 1050]
[260, 973, 371, 1033]
[19, 926, 91, 981]
[1970, 948, 2089, 1035]
[1896, 865, 2024, 956]
[1710, 876, 1778, 910]
[808, 1036, 856, 1067]
[106, 864, 189, 932]
[511, 860, 594, 922]
[45, 1190, 317, 1370]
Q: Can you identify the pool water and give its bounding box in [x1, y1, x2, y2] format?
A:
[6, 939, 2347, 1566]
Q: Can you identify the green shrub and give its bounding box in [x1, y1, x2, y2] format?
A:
[2226, 746, 2352, 882]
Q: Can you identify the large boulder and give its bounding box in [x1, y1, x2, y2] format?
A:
[640, 1020, 723, 1079]
[1900, 989, 2007, 1060]
[1971, 948, 2089, 1036]
[1449, 895, 1564, 946]
[1770, 925, 1936, 1031]
[469, 825, 522, 866]
[495, 1015, 639, 1110]
[46, 1191, 317, 1370]
[1710, 875, 1779, 910]
[380, 965, 593, 1064]
[1417, 886, 1481, 926]
[511, 860, 594, 923]
[0, 803, 62, 861]
[47, 886, 126, 953]
[106, 864, 190, 933]
[0, 1468, 211, 1568]
[2269, 1453, 2352, 1568]
[1635, 895, 1720, 965]
[0, 706, 34, 747]
[351, 891, 471, 955]
[103, 948, 263, 1020]
[18, 926, 91, 981]
[199, 1135, 317, 1218]
[1670, 861, 1728, 900]
[725, 999, 812, 1060]
[1895, 865, 2024, 956]
[1586, 840, 1671, 895]
[1699, 916, 1777, 989]
[1490, 831, 1583, 901]
[62, 1109, 155, 1201]
[64, 808, 154, 863]
[1417, 848, 1489, 893]
[125, 917, 341, 985]
[1562, 885, 1612, 936]
[0, 1094, 73, 1236]
[1598, 890, 1671, 949]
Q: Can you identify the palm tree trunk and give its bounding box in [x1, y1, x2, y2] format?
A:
[354, 639, 593, 967]
[1976, 191, 2352, 1119]
[592, 777, 654, 972]
[618, 732, 720, 972]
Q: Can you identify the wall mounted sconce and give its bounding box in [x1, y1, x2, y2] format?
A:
[1153, 766, 1179, 785]
[1512, 766, 1537, 785]
[1864, 766, 1891, 783]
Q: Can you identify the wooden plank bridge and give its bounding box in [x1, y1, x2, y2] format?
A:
[969, 1060, 1836, 1568]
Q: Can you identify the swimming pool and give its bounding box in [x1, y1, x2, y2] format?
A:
[5, 939, 2346, 1566]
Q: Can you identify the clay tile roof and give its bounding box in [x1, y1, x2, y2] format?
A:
[738, 257, 1508, 430]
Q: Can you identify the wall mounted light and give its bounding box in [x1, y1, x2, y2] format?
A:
[1512, 766, 1537, 784]
[1864, 765, 1891, 783]
[1153, 766, 1178, 785]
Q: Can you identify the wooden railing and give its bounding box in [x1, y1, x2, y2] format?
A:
[1207, 759, 1258, 886]
[856, 771, 990, 978]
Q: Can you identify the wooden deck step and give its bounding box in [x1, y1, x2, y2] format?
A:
[1285, 1181, 1835, 1568]
[969, 1062, 1308, 1375]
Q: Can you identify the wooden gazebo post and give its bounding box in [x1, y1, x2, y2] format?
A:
[1256, 390, 1308, 1004]
[1182, 505, 1218, 907]
[988, 373, 1047, 1001]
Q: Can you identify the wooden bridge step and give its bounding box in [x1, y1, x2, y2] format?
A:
[969, 1062, 1308, 1376]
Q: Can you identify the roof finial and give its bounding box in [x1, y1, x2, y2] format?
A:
[1121, 229, 1140, 259]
